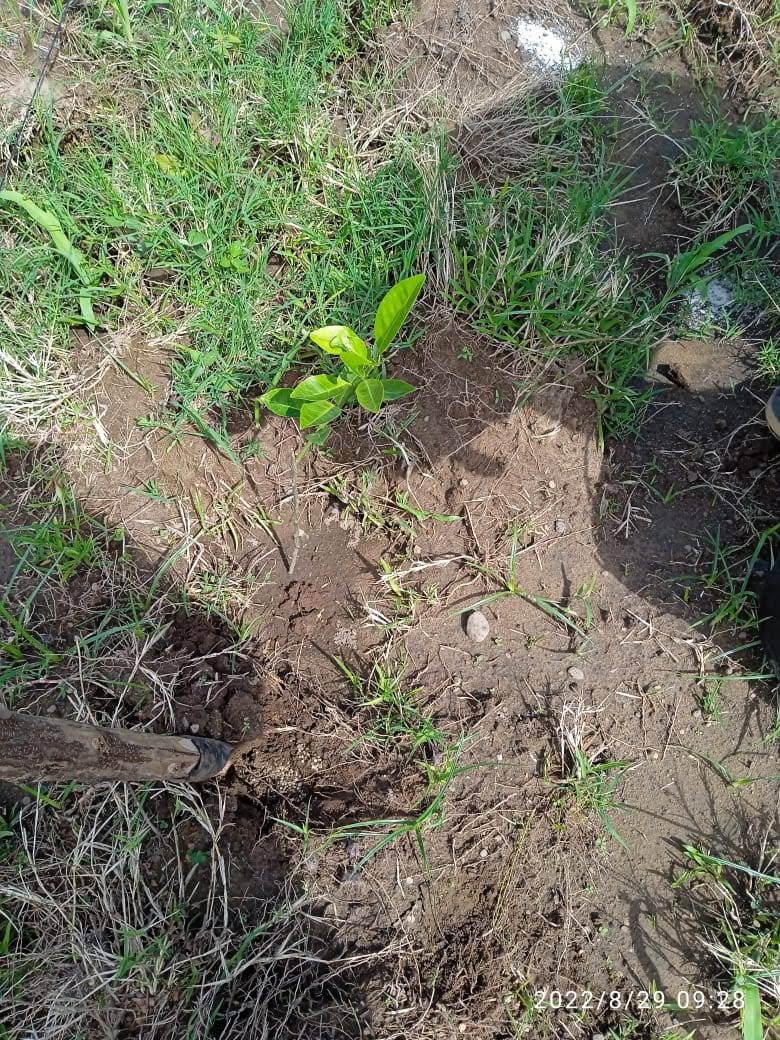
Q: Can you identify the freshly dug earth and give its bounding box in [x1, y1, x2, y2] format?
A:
[5, 323, 778, 1037]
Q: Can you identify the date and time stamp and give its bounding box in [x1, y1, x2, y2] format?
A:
[532, 988, 747, 1013]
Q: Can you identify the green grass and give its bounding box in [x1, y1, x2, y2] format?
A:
[0, 0, 439, 436]
[674, 845, 780, 1040]
[669, 112, 780, 233]
[448, 67, 659, 441]
[337, 657, 446, 757]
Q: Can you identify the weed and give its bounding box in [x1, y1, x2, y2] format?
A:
[336, 658, 446, 758]
[458, 527, 586, 637]
[699, 678, 724, 722]
[555, 699, 630, 845]
[0, 190, 97, 327]
[674, 845, 780, 1040]
[260, 275, 423, 444]
[130, 478, 175, 505]
[329, 739, 477, 870]
[679, 525, 780, 638]
[669, 114, 780, 233]
[573, 575, 600, 633]
[661, 225, 754, 299]
[758, 339, 780, 378]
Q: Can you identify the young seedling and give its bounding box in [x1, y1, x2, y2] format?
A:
[259, 274, 424, 444]
[555, 699, 630, 845]
[458, 527, 586, 638]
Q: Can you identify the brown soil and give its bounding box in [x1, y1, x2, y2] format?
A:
[1, 2, 779, 1038]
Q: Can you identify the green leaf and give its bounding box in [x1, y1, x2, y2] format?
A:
[299, 400, 342, 429]
[381, 378, 416, 401]
[154, 152, 180, 175]
[667, 224, 753, 294]
[355, 378, 385, 414]
[624, 0, 637, 34]
[310, 325, 369, 359]
[290, 374, 351, 401]
[340, 351, 372, 375]
[260, 388, 301, 418]
[374, 274, 425, 355]
[740, 980, 762, 1040]
[306, 424, 332, 446]
[0, 189, 96, 327]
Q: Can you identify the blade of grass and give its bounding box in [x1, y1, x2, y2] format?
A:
[0, 190, 96, 327]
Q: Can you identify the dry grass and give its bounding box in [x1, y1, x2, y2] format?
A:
[0, 783, 374, 1039]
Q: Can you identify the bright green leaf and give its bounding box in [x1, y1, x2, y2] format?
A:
[381, 378, 416, 401]
[667, 224, 753, 294]
[741, 980, 762, 1040]
[154, 152, 180, 174]
[310, 325, 369, 359]
[0, 189, 96, 327]
[624, 0, 637, 34]
[290, 374, 351, 401]
[339, 351, 372, 375]
[260, 388, 301, 418]
[374, 274, 425, 355]
[299, 400, 342, 429]
[355, 378, 385, 413]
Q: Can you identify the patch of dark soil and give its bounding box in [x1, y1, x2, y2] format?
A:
[683, 0, 778, 109]
[602, 337, 779, 636]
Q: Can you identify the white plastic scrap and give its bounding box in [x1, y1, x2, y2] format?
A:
[684, 277, 736, 329]
[514, 18, 579, 72]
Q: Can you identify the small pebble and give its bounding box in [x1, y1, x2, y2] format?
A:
[459, 477, 469, 487]
[548, 480, 556, 489]
[190, 723, 200, 734]
[459, 1026, 467, 1035]
[499, 28, 511, 41]
[480, 848, 488, 859]
[691, 709, 702, 720]
[567, 665, 585, 683]
[466, 610, 490, 642]
[554, 518, 568, 534]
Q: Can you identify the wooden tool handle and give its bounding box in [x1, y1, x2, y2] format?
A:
[0, 706, 233, 783]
